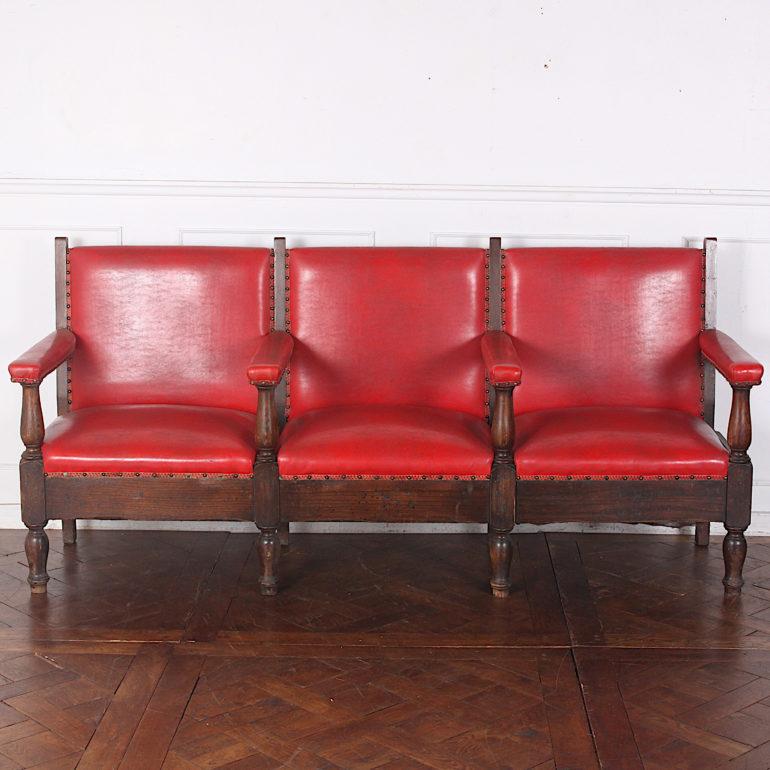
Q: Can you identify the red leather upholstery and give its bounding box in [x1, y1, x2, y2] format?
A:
[503, 248, 704, 415]
[515, 407, 728, 479]
[286, 248, 488, 418]
[247, 331, 293, 385]
[278, 405, 492, 477]
[67, 247, 272, 412]
[481, 331, 522, 385]
[43, 405, 256, 474]
[9, 330, 76, 384]
[700, 329, 764, 386]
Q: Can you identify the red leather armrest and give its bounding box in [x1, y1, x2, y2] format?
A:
[700, 329, 764, 386]
[481, 331, 522, 385]
[247, 331, 294, 385]
[8, 330, 76, 384]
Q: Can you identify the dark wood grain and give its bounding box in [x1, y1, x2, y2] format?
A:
[18, 383, 48, 592]
[575, 647, 770, 769]
[118, 654, 204, 769]
[45, 475, 253, 519]
[0, 528, 768, 767]
[517, 478, 727, 523]
[77, 644, 171, 769]
[575, 653, 645, 769]
[724, 383, 757, 591]
[281, 478, 489, 522]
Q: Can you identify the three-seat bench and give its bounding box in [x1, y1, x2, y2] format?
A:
[8, 237, 763, 598]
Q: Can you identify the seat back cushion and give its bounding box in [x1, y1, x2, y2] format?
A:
[287, 247, 488, 418]
[68, 246, 272, 412]
[503, 248, 704, 415]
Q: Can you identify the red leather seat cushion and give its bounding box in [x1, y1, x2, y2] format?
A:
[278, 406, 492, 478]
[287, 248, 488, 418]
[43, 405, 256, 475]
[515, 407, 728, 479]
[503, 248, 705, 416]
[67, 247, 272, 412]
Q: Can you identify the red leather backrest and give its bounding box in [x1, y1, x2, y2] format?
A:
[503, 248, 704, 416]
[287, 247, 488, 418]
[68, 246, 272, 412]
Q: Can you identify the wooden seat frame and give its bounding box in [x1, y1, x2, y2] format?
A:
[14, 237, 758, 597]
[254, 237, 758, 596]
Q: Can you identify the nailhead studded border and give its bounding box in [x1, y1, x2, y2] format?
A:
[44, 472, 253, 479]
[65, 249, 72, 406]
[699, 246, 707, 418]
[282, 474, 489, 481]
[269, 248, 276, 331]
[284, 248, 292, 419]
[500, 250, 506, 331]
[483, 248, 491, 420]
[516, 474, 726, 481]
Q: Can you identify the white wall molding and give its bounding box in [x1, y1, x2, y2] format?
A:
[6, 178, 770, 208]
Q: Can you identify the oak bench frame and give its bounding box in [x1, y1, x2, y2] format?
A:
[12, 237, 758, 596]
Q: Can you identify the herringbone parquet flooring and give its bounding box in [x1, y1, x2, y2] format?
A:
[0, 529, 769, 768]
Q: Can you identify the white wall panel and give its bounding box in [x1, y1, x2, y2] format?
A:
[1, 0, 769, 533]
[432, 233, 629, 247]
[180, 229, 376, 248]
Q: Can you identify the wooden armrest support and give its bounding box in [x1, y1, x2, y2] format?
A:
[698, 331, 763, 462]
[482, 331, 522, 386]
[700, 329, 763, 386]
[491, 384, 516, 464]
[8, 329, 76, 385]
[251, 381, 279, 464]
[248, 331, 293, 385]
[727, 385, 754, 463]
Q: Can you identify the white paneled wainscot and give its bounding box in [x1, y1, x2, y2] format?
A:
[0, 184, 768, 534]
[2, 0, 769, 532]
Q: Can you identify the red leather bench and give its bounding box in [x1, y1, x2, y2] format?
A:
[8, 237, 763, 597]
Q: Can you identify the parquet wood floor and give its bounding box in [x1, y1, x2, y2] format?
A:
[0, 529, 769, 768]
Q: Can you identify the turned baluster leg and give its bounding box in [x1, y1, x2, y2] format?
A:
[723, 385, 754, 593]
[253, 383, 281, 596]
[258, 527, 280, 595]
[19, 384, 49, 593]
[489, 384, 516, 598]
[723, 527, 748, 592]
[695, 522, 710, 547]
[25, 525, 49, 593]
[489, 528, 513, 598]
[62, 519, 77, 545]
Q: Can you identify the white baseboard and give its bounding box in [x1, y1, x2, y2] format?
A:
[1, 505, 768, 536]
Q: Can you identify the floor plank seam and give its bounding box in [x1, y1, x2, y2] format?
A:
[179, 531, 233, 637]
[75, 645, 142, 765]
[154, 663, 204, 768]
[569, 648, 602, 766]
